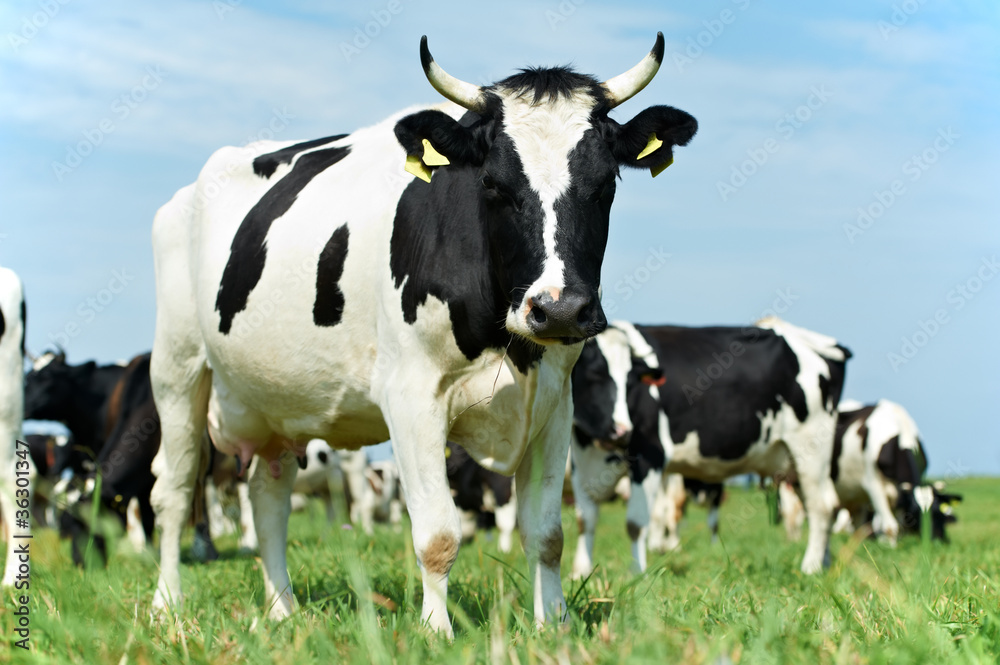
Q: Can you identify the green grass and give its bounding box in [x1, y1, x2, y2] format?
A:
[4, 477, 1000, 664]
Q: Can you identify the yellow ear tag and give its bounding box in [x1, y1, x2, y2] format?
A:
[405, 153, 432, 183]
[421, 138, 450, 166]
[637, 133, 662, 160]
[651, 155, 674, 178]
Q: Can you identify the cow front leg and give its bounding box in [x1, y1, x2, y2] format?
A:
[626, 468, 662, 573]
[790, 434, 838, 574]
[385, 401, 459, 636]
[248, 454, 297, 619]
[516, 409, 571, 626]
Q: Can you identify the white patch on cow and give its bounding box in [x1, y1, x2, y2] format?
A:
[499, 88, 598, 337]
[125, 497, 148, 553]
[610, 320, 659, 369]
[594, 327, 635, 438]
[0, 268, 27, 586]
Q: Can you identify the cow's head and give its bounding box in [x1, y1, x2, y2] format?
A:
[24, 351, 87, 421]
[896, 481, 962, 542]
[571, 324, 663, 448]
[395, 34, 697, 345]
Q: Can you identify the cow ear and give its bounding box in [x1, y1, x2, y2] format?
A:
[612, 105, 698, 177]
[394, 110, 488, 182]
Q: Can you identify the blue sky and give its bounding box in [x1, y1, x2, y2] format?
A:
[2, 0, 997, 475]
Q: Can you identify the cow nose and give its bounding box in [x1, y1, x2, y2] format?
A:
[526, 288, 607, 340]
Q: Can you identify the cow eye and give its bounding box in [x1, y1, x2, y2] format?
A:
[482, 173, 497, 191]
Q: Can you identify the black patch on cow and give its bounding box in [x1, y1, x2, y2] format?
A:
[494, 67, 608, 111]
[571, 339, 616, 442]
[252, 135, 346, 179]
[0, 301, 5, 346]
[313, 224, 350, 327]
[390, 160, 543, 374]
[216, 145, 352, 334]
[19, 297, 26, 356]
[317, 450, 328, 465]
[297, 455, 307, 470]
[633, 325, 818, 462]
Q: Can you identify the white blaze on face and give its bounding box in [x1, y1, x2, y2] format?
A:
[594, 327, 634, 439]
[500, 88, 598, 335]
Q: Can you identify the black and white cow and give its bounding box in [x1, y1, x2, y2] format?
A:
[571, 318, 850, 578]
[830, 399, 960, 543]
[147, 34, 697, 633]
[0, 266, 27, 588]
[24, 352, 126, 477]
[447, 441, 516, 552]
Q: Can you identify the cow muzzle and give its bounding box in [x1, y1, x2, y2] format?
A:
[524, 288, 607, 343]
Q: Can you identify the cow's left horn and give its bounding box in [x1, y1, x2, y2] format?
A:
[420, 36, 486, 113]
[603, 32, 665, 108]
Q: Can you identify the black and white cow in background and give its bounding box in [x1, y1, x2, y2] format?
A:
[148, 34, 697, 633]
[0, 265, 28, 588]
[24, 352, 126, 478]
[447, 441, 516, 552]
[571, 318, 851, 579]
[828, 399, 960, 543]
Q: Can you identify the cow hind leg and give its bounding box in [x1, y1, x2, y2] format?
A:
[248, 455, 297, 619]
[149, 355, 211, 616]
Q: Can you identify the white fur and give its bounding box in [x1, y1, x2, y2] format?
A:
[0, 267, 27, 588]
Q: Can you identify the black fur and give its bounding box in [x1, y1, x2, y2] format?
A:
[216, 145, 352, 334]
[313, 224, 350, 327]
[252, 135, 347, 179]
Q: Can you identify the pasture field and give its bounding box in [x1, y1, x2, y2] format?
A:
[4, 477, 999, 664]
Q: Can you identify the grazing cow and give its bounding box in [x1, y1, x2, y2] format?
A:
[571, 318, 850, 579]
[148, 34, 697, 633]
[447, 441, 516, 552]
[0, 266, 27, 588]
[830, 399, 960, 543]
[24, 352, 126, 476]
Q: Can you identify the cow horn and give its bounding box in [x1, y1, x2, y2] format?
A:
[603, 32, 665, 108]
[420, 36, 486, 113]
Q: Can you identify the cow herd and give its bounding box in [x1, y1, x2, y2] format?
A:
[0, 34, 959, 637]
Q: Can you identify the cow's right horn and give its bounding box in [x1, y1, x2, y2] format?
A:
[420, 36, 486, 113]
